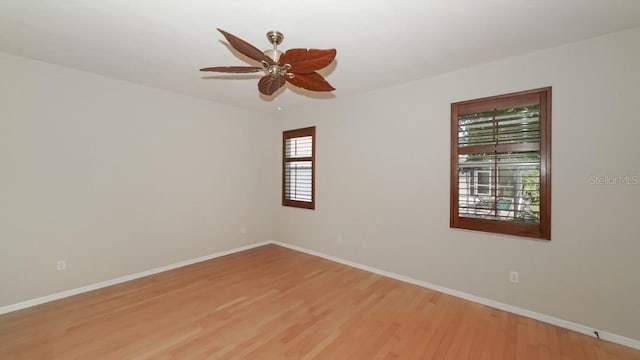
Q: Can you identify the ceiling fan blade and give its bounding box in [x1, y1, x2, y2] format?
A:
[200, 66, 262, 73]
[285, 72, 335, 92]
[258, 75, 286, 96]
[279, 49, 336, 73]
[217, 28, 275, 65]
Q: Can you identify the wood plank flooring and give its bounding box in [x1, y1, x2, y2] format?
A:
[1, 244, 639, 359]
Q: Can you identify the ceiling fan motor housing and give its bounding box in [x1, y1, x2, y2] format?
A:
[263, 61, 291, 79]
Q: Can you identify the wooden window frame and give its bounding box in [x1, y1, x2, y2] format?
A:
[282, 126, 316, 209]
[450, 87, 551, 240]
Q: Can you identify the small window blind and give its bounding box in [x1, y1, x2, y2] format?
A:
[283, 127, 315, 209]
[451, 88, 551, 239]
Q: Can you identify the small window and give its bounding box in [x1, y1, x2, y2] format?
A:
[451, 88, 551, 240]
[283, 126, 315, 209]
[474, 169, 492, 196]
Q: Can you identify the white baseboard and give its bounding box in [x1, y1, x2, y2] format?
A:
[270, 241, 640, 351]
[0, 241, 270, 316]
[2, 239, 638, 351]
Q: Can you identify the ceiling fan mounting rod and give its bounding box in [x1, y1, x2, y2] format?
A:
[261, 30, 293, 78]
[263, 30, 284, 62]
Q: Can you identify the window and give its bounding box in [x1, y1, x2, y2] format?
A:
[474, 169, 492, 196]
[283, 126, 315, 209]
[451, 87, 551, 240]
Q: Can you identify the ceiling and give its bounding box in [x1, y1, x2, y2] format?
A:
[2, 1, 640, 113]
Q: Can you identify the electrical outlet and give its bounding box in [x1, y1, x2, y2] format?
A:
[57, 260, 66, 272]
[510, 271, 519, 283]
[337, 234, 343, 244]
[361, 240, 367, 249]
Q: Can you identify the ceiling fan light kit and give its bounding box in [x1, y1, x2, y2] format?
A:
[200, 28, 337, 96]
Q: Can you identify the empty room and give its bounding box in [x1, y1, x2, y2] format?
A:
[1, 1, 640, 359]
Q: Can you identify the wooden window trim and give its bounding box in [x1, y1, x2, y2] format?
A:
[282, 126, 316, 209]
[450, 87, 551, 240]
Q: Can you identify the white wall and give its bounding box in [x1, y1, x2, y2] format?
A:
[0, 52, 274, 306]
[273, 27, 640, 340]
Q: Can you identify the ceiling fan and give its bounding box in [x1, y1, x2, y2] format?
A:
[200, 29, 337, 96]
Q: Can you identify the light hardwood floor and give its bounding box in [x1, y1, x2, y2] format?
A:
[1, 244, 639, 359]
